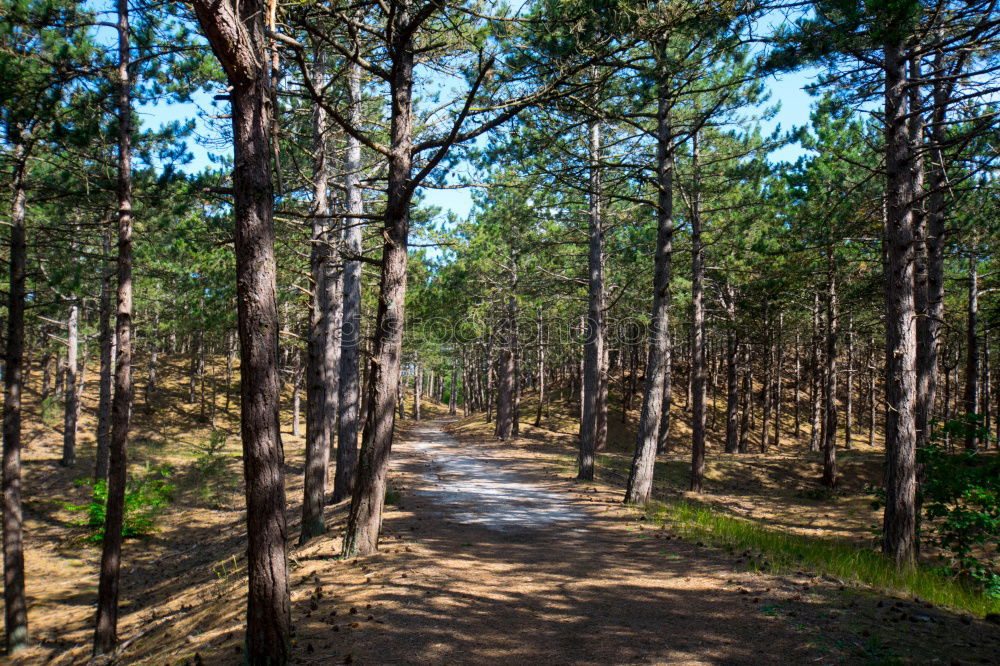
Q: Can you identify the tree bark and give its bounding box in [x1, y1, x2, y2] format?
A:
[624, 80, 672, 504]
[3, 143, 29, 654]
[95, 225, 114, 480]
[535, 311, 545, 427]
[61, 305, 79, 466]
[94, 0, 135, 650]
[189, 0, 290, 657]
[725, 328, 739, 454]
[794, 333, 801, 439]
[302, 47, 336, 542]
[772, 313, 784, 449]
[964, 252, 979, 450]
[495, 348, 514, 440]
[689, 132, 706, 492]
[822, 252, 838, 488]
[810, 291, 822, 453]
[342, 10, 414, 557]
[844, 316, 854, 449]
[579, 119, 604, 480]
[881, 42, 918, 567]
[918, 47, 951, 447]
[738, 343, 751, 453]
[413, 364, 422, 420]
[334, 60, 364, 504]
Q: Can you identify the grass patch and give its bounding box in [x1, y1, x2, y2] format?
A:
[646, 499, 1000, 617]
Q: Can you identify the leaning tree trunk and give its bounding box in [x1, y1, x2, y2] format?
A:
[624, 77, 672, 505]
[189, 0, 290, 658]
[61, 304, 79, 466]
[3, 143, 30, 654]
[822, 252, 838, 488]
[579, 118, 604, 480]
[94, 0, 135, 651]
[882, 42, 919, 568]
[689, 132, 706, 492]
[342, 17, 415, 557]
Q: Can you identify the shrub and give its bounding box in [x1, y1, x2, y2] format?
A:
[872, 416, 1000, 597]
[40, 394, 61, 427]
[68, 463, 174, 543]
[918, 421, 1000, 596]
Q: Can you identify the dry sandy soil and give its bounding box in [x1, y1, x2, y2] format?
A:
[7, 364, 1000, 665]
[15, 421, 1000, 664]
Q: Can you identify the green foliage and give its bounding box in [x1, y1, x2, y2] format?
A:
[40, 394, 61, 427]
[870, 417, 1000, 598]
[192, 430, 237, 507]
[918, 420, 1000, 596]
[67, 463, 174, 543]
[647, 500, 1000, 617]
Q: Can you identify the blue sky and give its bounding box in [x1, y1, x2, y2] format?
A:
[140, 69, 820, 220]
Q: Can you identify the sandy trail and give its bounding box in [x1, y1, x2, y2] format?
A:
[407, 422, 588, 532]
[326, 419, 896, 665]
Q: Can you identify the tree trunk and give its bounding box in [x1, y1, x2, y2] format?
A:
[725, 330, 739, 453]
[772, 313, 783, 449]
[760, 320, 772, 453]
[95, 226, 114, 480]
[655, 321, 674, 454]
[413, 365, 422, 420]
[61, 304, 79, 467]
[341, 16, 414, 557]
[535, 311, 545, 427]
[94, 0, 135, 650]
[964, 252, 979, 450]
[918, 47, 951, 447]
[738, 343, 751, 453]
[144, 315, 157, 410]
[822, 252, 838, 488]
[624, 79, 672, 505]
[869, 342, 877, 448]
[881, 41, 919, 568]
[3, 143, 29, 654]
[302, 50, 335, 542]
[981, 335, 991, 441]
[495, 348, 514, 440]
[579, 119, 604, 480]
[189, 0, 289, 657]
[793, 334, 801, 439]
[844, 316, 854, 449]
[334, 62, 364, 503]
[689, 131, 706, 492]
[292, 359, 301, 438]
[810, 291, 822, 453]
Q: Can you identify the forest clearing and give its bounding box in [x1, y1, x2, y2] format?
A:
[3, 0, 1000, 663]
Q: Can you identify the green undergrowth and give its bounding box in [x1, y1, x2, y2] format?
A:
[646, 500, 1000, 618]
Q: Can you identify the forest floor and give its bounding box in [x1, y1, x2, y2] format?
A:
[8, 358, 1000, 664]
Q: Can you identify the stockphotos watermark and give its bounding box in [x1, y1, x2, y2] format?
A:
[340, 311, 658, 348]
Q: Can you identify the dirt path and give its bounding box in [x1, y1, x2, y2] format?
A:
[294, 418, 997, 665]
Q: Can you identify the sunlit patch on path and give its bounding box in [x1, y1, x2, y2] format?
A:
[406, 423, 588, 532]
